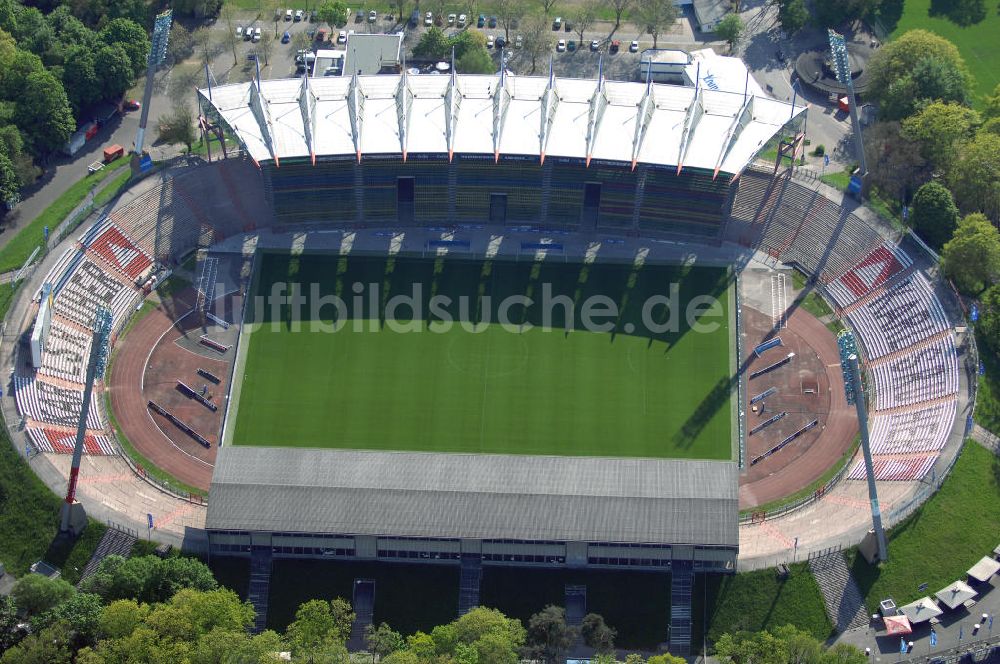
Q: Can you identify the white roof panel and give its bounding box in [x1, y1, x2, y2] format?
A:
[200, 72, 804, 173]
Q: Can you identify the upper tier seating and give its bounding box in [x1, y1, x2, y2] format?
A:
[26, 427, 115, 455]
[868, 337, 959, 411]
[39, 322, 92, 384]
[85, 219, 154, 281]
[868, 401, 956, 455]
[826, 243, 913, 308]
[846, 273, 950, 361]
[847, 454, 937, 482]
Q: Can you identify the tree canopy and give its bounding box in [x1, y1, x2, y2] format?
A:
[948, 132, 1000, 222]
[942, 213, 1000, 294]
[911, 180, 960, 250]
[79, 555, 218, 605]
[714, 14, 744, 49]
[901, 102, 980, 171]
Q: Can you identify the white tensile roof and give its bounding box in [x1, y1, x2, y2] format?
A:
[199, 71, 806, 175]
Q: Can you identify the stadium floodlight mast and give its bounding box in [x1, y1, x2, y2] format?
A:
[828, 29, 867, 180]
[133, 10, 173, 156]
[60, 307, 113, 534]
[847, 354, 888, 562]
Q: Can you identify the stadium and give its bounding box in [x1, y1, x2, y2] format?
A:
[2, 69, 973, 652]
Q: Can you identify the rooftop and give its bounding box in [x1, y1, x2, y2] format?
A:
[198, 72, 805, 174]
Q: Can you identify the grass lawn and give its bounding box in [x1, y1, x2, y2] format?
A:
[849, 442, 1000, 612]
[973, 330, 1000, 435]
[0, 157, 128, 274]
[233, 253, 733, 459]
[798, 290, 833, 319]
[884, 0, 1000, 108]
[697, 563, 833, 646]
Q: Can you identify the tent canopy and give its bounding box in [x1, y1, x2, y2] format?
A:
[935, 580, 977, 610]
[968, 556, 1000, 583]
[899, 597, 943, 624]
[883, 615, 912, 635]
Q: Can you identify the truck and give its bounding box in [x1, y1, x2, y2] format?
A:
[103, 144, 125, 163]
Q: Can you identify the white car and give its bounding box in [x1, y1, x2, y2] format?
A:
[447, 13, 456, 25]
[590, 39, 599, 51]
[424, 11, 432, 26]
[253, 27, 262, 42]
[338, 30, 347, 44]
[368, 9, 377, 22]
[556, 38, 566, 52]
[514, 34, 522, 48]
[629, 40, 639, 52]
[294, 9, 303, 21]
[486, 34, 495, 48]
[457, 14, 467, 27]
[552, 16, 562, 30]
[236, 26, 244, 39]
[285, 9, 292, 20]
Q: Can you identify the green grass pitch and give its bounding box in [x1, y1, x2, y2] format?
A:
[230, 252, 734, 460]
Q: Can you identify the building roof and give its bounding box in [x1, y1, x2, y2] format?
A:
[344, 33, 403, 76]
[693, 0, 730, 29]
[198, 72, 805, 175]
[206, 447, 739, 547]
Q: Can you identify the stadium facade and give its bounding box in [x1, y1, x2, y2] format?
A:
[197, 72, 806, 646]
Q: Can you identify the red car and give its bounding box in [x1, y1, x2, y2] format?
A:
[124, 99, 141, 111]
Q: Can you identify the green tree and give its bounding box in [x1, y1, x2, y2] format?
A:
[61, 46, 101, 113]
[381, 651, 420, 664]
[609, 0, 631, 30]
[329, 598, 355, 643]
[0, 124, 39, 187]
[863, 121, 929, 204]
[457, 47, 494, 74]
[414, 26, 450, 59]
[813, 0, 880, 27]
[647, 655, 685, 664]
[318, 1, 349, 29]
[99, 18, 150, 76]
[948, 132, 1000, 222]
[365, 622, 404, 663]
[12, 574, 75, 616]
[524, 606, 574, 664]
[901, 102, 980, 171]
[714, 14, 744, 49]
[714, 630, 786, 664]
[0, 48, 45, 102]
[0, 620, 73, 664]
[81, 555, 217, 605]
[519, 12, 552, 74]
[167, 23, 195, 64]
[571, 0, 598, 43]
[287, 599, 337, 654]
[94, 44, 133, 99]
[0, 596, 20, 651]
[942, 213, 1000, 294]
[776, 0, 808, 34]
[32, 592, 104, 644]
[96, 599, 149, 639]
[985, 84, 1000, 120]
[868, 30, 972, 120]
[579, 614, 615, 655]
[977, 285, 1000, 355]
[911, 180, 960, 249]
[633, 0, 678, 49]
[0, 149, 18, 208]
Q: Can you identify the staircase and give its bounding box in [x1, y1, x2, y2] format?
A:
[630, 165, 647, 232]
[348, 578, 375, 651]
[447, 162, 458, 222]
[458, 553, 482, 615]
[78, 526, 136, 583]
[808, 553, 869, 632]
[539, 161, 553, 225]
[353, 163, 365, 224]
[669, 562, 693, 656]
[248, 545, 273, 633]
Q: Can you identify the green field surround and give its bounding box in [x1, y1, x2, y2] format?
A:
[231, 252, 733, 460]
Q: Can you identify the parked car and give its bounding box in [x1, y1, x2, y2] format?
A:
[556, 38, 565, 51]
[477, 14, 485, 27]
[368, 9, 376, 22]
[356, 8, 364, 21]
[124, 99, 141, 110]
[236, 25, 244, 39]
[609, 39, 620, 53]
[495, 36, 506, 48]
[247, 52, 257, 60]
[282, 30, 291, 43]
[567, 39, 576, 52]
[338, 30, 347, 43]
[410, 9, 419, 26]
[285, 9, 292, 20]
[564, 20, 572, 32]
[629, 39, 639, 52]
[254, 27, 262, 41]
[294, 9, 303, 21]
[510, 17, 518, 28]
[514, 34, 522, 48]
[457, 14, 467, 27]
[424, 11, 433, 25]
[324, 66, 339, 76]
[590, 39, 599, 51]
[486, 34, 495, 48]
[447, 13, 456, 25]
[316, 28, 327, 41]
[487, 15, 497, 27]
[552, 16, 561, 30]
